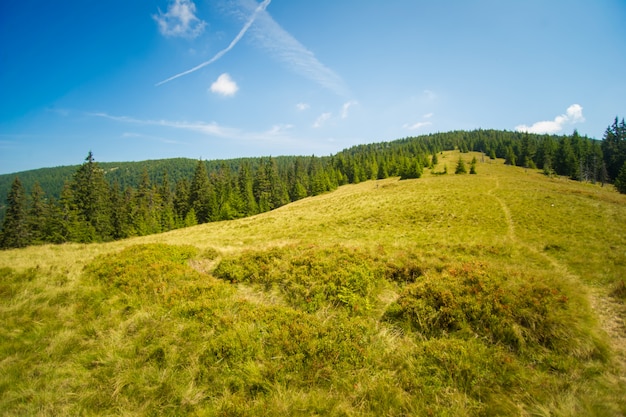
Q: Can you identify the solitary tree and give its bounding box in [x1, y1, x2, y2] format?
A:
[469, 157, 477, 174]
[455, 157, 467, 174]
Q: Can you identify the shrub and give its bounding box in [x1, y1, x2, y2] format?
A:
[384, 262, 605, 357]
[214, 245, 384, 314]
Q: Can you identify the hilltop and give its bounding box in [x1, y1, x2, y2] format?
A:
[1, 151, 625, 415]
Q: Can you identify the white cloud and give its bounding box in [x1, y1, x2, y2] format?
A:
[341, 100, 358, 119]
[403, 121, 432, 130]
[423, 112, 434, 119]
[313, 112, 332, 128]
[515, 104, 585, 134]
[153, 0, 206, 39]
[266, 124, 294, 135]
[296, 102, 310, 111]
[210, 73, 239, 96]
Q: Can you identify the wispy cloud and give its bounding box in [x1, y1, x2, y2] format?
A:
[341, 100, 358, 119]
[403, 112, 434, 131]
[515, 104, 585, 134]
[121, 132, 183, 145]
[89, 112, 307, 147]
[89, 112, 238, 138]
[296, 102, 310, 111]
[403, 121, 432, 130]
[153, 0, 206, 39]
[241, 0, 349, 96]
[156, 0, 271, 86]
[312, 112, 332, 128]
[210, 73, 239, 96]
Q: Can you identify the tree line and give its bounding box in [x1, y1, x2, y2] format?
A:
[2, 119, 625, 249]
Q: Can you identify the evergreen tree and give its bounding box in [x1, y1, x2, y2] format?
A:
[455, 157, 467, 174]
[134, 169, 161, 235]
[237, 162, 258, 216]
[505, 146, 516, 166]
[28, 181, 46, 243]
[601, 117, 626, 181]
[431, 152, 439, 168]
[469, 157, 477, 174]
[109, 181, 128, 239]
[0, 177, 30, 249]
[173, 178, 191, 224]
[159, 170, 176, 231]
[41, 197, 66, 244]
[189, 160, 214, 223]
[615, 161, 626, 194]
[71, 152, 112, 240]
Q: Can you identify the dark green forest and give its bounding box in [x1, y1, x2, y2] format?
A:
[1, 118, 625, 249]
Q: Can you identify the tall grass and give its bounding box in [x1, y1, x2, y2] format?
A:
[1, 151, 625, 415]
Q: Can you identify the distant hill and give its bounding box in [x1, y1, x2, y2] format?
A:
[2, 127, 624, 245]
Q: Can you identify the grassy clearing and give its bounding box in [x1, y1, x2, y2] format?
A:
[1, 151, 625, 415]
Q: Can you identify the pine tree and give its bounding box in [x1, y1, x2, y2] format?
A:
[237, 162, 258, 216]
[28, 181, 46, 243]
[0, 177, 30, 248]
[189, 160, 214, 223]
[601, 117, 626, 181]
[469, 157, 477, 174]
[431, 152, 439, 168]
[159, 170, 176, 231]
[615, 161, 626, 194]
[455, 157, 467, 174]
[505, 146, 516, 166]
[173, 178, 191, 224]
[71, 151, 112, 240]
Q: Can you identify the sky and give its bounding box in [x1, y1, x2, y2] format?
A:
[1, 0, 625, 174]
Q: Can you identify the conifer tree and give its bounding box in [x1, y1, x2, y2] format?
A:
[615, 161, 626, 194]
[173, 178, 191, 224]
[455, 157, 467, 174]
[158, 170, 176, 231]
[469, 157, 477, 174]
[237, 162, 258, 216]
[28, 181, 46, 243]
[71, 152, 112, 240]
[601, 117, 626, 181]
[0, 177, 30, 249]
[189, 160, 214, 223]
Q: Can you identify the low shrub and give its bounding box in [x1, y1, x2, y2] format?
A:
[384, 262, 605, 358]
[213, 245, 385, 314]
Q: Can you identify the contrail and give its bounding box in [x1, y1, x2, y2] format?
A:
[156, 0, 271, 86]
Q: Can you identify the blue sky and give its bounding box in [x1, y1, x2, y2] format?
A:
[1, 0, 625, 174]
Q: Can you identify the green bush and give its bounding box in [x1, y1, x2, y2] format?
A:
[214, 245, 384, 313]
[83, 243, 201, 303]
[384, 262, 605, 357]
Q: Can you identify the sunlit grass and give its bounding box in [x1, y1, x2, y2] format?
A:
[1, 151, 625, 415]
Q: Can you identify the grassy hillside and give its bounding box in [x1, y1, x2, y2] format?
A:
[1, 151, 625, 416]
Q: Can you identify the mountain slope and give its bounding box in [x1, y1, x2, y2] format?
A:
[1, 151, 625, 416]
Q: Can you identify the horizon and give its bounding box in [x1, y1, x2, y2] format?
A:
[1, 0, 625, 175]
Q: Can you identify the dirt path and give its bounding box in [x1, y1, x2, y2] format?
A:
[489, 178, 626, 382]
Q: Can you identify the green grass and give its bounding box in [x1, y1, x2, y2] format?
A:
[1, 151, 625, 416]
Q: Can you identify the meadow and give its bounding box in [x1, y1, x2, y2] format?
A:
[1, 151, 625, 416]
